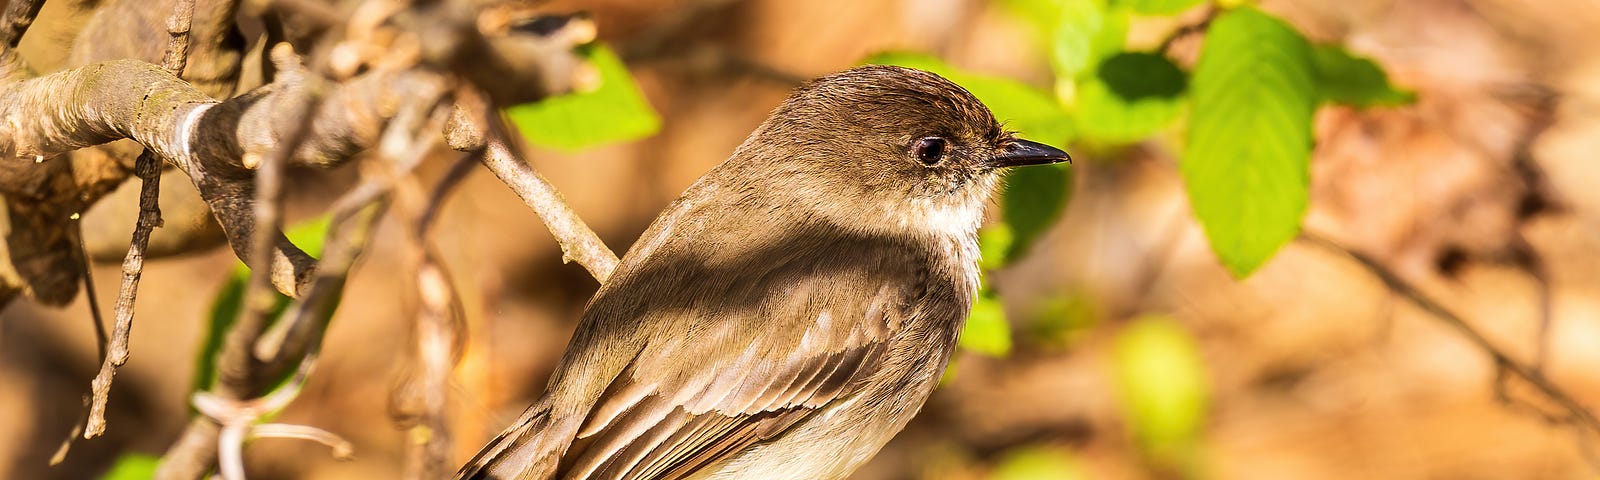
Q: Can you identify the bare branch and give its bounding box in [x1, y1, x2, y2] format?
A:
[50, 217, 109, 462]
[1300, 230, 1600, 438]
[479, 121, 618, 282]
[83, 151, 161, 439]
[81, 0, 201, 439]
[159, 0, 198, 77]
[221, 44, 319, 398]
[393, 152, 476, 480]
[249, 424, 354, 460]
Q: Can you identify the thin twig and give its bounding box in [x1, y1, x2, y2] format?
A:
[158, 196, 388, 480]
[395, 153, 477, 480]
[51, 216, 108, 463]
[1156, 5, 1217, 56]
[480, 117, 619, 282]
[160, 0, 198, 76]
[82, 0, 200, 440]
[85, 150, 163, 439]
[1300, 230, 1600, 438]
[250, 424, 355, 459]
[221, 43, 323, 398]
[159, 95, 443, 480]
[1507, 234, 1555, 372]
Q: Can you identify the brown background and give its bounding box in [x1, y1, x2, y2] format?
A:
[5, 0, 1600, 478]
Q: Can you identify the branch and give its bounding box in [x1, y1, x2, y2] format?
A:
[1299, 230, 1600, 437]
[221, 44, 319, 399]
[84, 0, 198, 440]
[157, 90, 445, 480]
[474, 120, 618, 282]
[393, 153, 477, 479]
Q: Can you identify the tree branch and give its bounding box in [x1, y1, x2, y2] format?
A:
[476, 122, 618, 282]
[1299, 230, 1600, 437]
[84, 0, 199, 440]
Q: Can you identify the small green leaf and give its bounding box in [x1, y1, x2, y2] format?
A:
[505, 44, 661, 151]
[865, 52, 1074, 145]
[1002, 164, 1073, 261]
[991, 446, 1087, 480]
[1310, 44, 1415, 108]
[1182, 7, 1315, 277]
[1075, 51, 1186, 143]
[1111, 315, 1209, 474]
[102, 453, 160, 480]
[1115, 0, 1204, 15]
[959, 290, 1012, 357]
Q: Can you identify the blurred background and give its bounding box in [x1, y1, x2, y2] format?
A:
[5, 0, 1600, 478]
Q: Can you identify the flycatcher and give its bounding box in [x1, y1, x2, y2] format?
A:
[459, 65, 1069, 480]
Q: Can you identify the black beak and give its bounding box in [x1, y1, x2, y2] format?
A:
[986, 139, 1070, 169]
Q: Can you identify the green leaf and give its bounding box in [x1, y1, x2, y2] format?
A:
[1050, 0, 1131, 82]
[102, 453, 160, 480]
[1181, 7, 1315, 277]
[1310, 44, 1415, 108]
[1111, 315, 1209, 473]
[1115, 0, 1204, 15]
[865, 52, 1074, 145]
[1050, 0, 1106, 78]
[192, 217, 333, 393]
[505, 44, 661, 151]
[1075, 51, 1186, 143]
[959, 290, 1012, 357]
[1002, 164, 1073, 261]
[991, 446, 1087, 480]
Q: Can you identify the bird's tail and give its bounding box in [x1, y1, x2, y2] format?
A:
[457, 401, 567, 480]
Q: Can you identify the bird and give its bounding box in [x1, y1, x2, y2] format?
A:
[458, 64, 1069, 480]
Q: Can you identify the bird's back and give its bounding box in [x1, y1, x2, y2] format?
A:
[458, 191, 977, 479]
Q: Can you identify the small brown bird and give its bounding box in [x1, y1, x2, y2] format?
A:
[459, 65, 1068, 480]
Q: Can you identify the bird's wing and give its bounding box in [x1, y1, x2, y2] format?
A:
[457, 222, 963, 480]
[555, 275, 909, 480]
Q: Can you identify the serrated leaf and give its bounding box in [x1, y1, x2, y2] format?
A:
[1311, 44, 1415, 108]
[959, 290, 1012, 357]
[102, 453, 160, 480]
[1002, 164, 1073, 261]
[1111, 315, 1209, 473]
[505, 44, 661, 151]
[1182, 7, 1315, 277]
[1076, 51, 1186, 143]
[1116, 0, 1204, 15]
[865, 52, 1074, 145]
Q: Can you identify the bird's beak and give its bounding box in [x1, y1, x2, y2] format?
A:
[986, 139, 1071, 169]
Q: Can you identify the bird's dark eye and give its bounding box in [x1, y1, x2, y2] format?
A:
[913, 137, 947, 165]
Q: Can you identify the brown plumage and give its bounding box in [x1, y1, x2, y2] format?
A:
[458, 65, 1068, 480]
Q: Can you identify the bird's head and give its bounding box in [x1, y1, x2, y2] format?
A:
[727, 65, 1069, 240]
